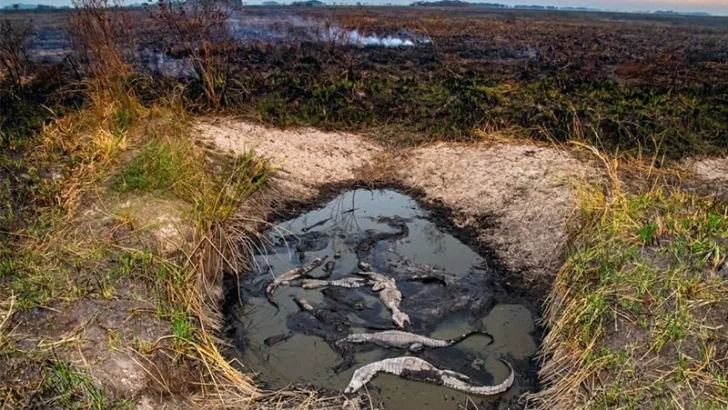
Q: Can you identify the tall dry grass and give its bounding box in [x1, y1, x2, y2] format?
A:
[0, 17, 32, 90]
[67, 0, 135, 91]
[151, 0, 236, 109]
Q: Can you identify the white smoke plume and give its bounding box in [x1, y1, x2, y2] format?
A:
[226, 11, 428, 47]
[324, 27, 417, 47]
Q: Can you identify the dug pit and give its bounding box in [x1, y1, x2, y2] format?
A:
[225, 189, 541, 409]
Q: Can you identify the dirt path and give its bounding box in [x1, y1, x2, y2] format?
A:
[196, 119, 590, 289]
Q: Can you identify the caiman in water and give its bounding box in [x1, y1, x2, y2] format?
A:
[344, 356, 514, 396]
[301, 277, 370, 289]
[355, 217, 410, 259]
[289, 297, 355, 372]
[356, 266, 410, 328]
[337, 329, 491, 352]
[265, 256, 328, 307]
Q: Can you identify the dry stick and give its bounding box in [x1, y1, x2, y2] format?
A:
[0, 294, 14, 331]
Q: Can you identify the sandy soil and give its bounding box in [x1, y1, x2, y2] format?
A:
[195, 119, 382, 200]
[691, 157, 728, 181]
[197, 119, 589, 289]
[77, 193, 193, 255]
[403, 143, 588, 283]
[689, 157, 728, 201]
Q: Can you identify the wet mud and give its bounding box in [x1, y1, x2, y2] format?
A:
[225, 189, 541, 409]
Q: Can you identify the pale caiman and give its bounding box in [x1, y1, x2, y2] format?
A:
[344, 356, 514, 396]
[356, 268, 410, 328]
[337, 329, 491, 352]
[265, 256, 328, 306]
[301, 277, 370, 289]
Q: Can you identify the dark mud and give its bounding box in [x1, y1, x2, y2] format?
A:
[225, 189, 542, 409]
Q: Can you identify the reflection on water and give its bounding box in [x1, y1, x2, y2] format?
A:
[227, 189, 540, 409]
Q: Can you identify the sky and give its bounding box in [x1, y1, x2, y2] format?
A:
[2, 0, 727, 15]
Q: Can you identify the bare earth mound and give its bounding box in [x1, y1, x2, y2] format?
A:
[196, 120, 589, 289]
[403, 143, 588, 285]
[3, 191, 195, 409]
[195, 119, 382, 200]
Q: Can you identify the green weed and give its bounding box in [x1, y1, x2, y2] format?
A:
[115, 140, 188, 193]
[42, 360, 107, 410]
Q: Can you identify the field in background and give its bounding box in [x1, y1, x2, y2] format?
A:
[4, 6, 728, 157]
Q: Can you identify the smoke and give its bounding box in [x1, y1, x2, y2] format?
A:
[226, 11, 427, 47]
[324, 27, 417, 47]
[139, 49, 198, 79]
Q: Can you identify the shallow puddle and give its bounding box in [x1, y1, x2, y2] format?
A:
[226, 189, 540, 409]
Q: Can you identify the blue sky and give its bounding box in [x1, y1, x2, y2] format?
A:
[2, 0, 727, 15]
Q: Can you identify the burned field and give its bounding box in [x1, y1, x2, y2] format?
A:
[7, 7, 728, 157]
[218, 8, 728, 157]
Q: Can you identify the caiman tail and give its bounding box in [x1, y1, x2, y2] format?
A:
[265, 282, 279, 308]
[441, 359, 515, 396]
[446, 330, 494, 347]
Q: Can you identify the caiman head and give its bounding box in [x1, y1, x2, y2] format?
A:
[344, 366, 377, 394]
[338, 333, 367, 345]
[392, 311, 411, 328]
[344, 379, 364, 394]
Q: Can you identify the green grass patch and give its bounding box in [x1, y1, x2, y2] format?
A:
[115, 140, 190, 193]
[42, 360, 107, 409]
[538, 185, 728, 409]
[25, 360, 133, 410]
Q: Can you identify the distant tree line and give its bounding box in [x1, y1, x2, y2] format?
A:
[1, 3, 71, 10]
[0, 0, 714, 15]
[408, 0, 599, 10]
[407, 0, 713, 15]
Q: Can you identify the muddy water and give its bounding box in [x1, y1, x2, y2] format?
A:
[227, 189, 540, 409]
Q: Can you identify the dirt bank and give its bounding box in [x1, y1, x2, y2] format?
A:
[402, 143, 588, 285]
[196, 119, 382, 200]
[196, 119, 590, 292]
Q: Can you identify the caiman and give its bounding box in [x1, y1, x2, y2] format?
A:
[265, 256, 328, 306]
[344, 356, 514, 396]
[337, 329, 490, 352]
[355, 217, 409, 259]
[356, 269, 410, 328]
[301, 277, 370, 289]
[291, 297, 351, 334]
[323, 260, 336, 275]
